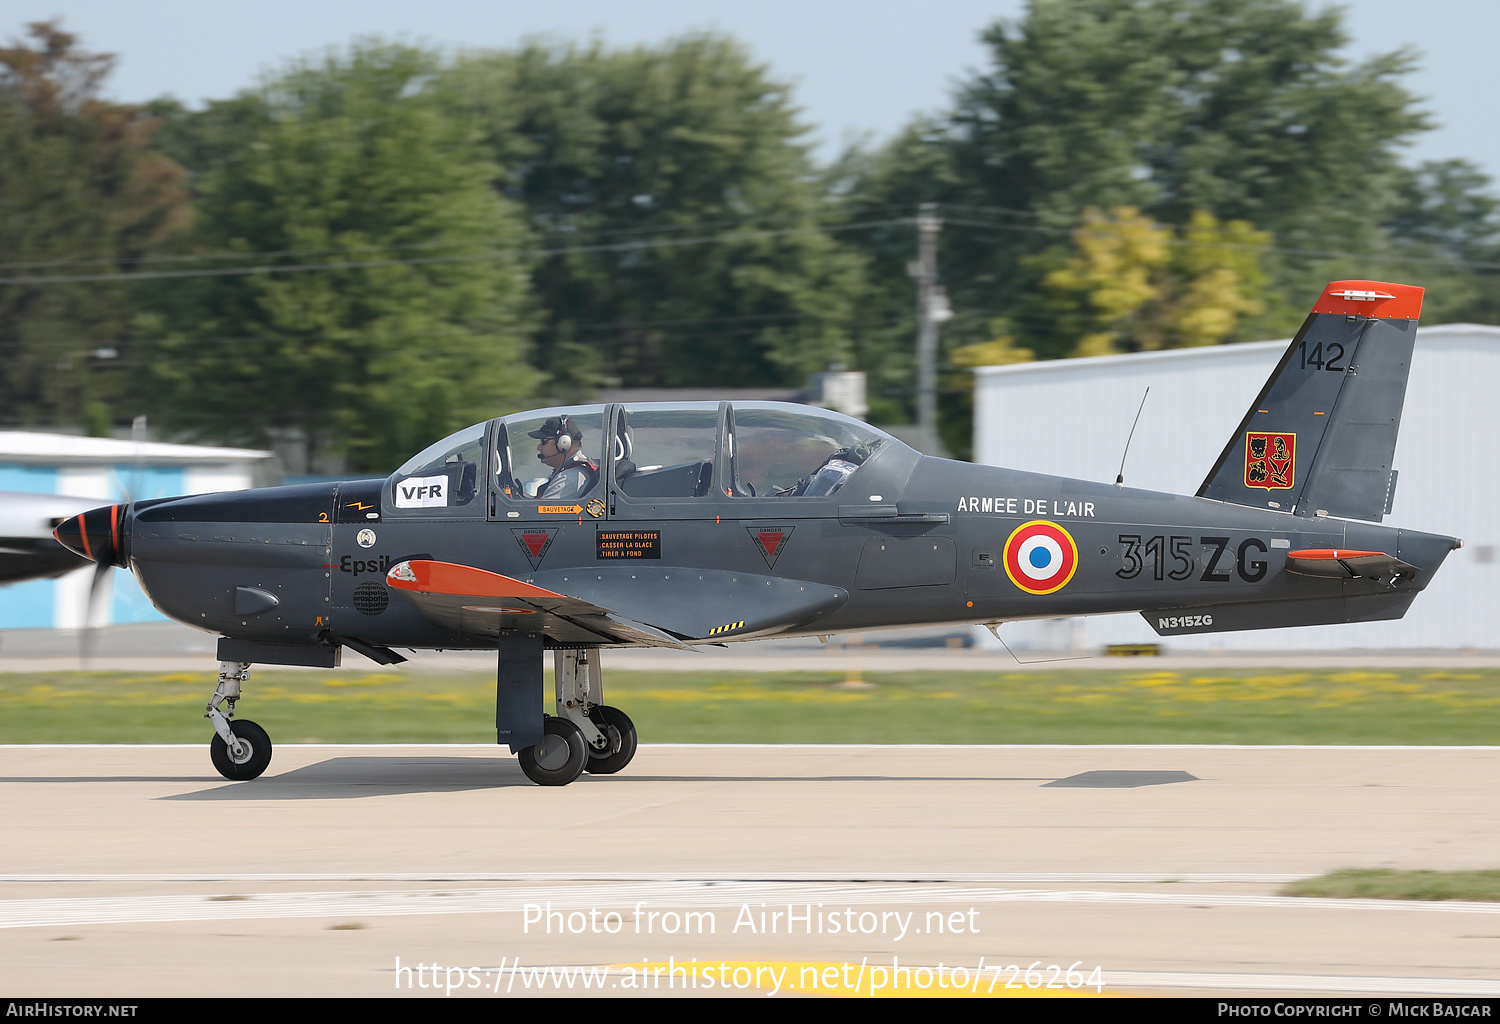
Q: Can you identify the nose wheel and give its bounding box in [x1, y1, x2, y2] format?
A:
[205, 660, 274, 781]
[210, 720, 274, 781]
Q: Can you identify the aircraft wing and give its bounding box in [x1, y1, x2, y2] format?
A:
[386, 560, 693, 648]
[386, 559, 848, 648]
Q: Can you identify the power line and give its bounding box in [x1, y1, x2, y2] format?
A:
[0, 209, 912, 274]
[0, 306, 909, 355]
[847, 198, 1500, 270]
[6, 197, 1494, 284]
[929, 202, 1047, 222]
[0, 219, 906, 286]
[0, 311, 906, 359]
[939, 216, 1500, 272]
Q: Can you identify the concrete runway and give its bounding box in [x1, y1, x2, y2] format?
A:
[3, 743, 1500, 997]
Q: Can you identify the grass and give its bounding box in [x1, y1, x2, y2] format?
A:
[1282, 869, 1500, 902]
[1, 666, 1499, 745]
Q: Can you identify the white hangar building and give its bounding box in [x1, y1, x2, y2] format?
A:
[971, 323, 1500, 651]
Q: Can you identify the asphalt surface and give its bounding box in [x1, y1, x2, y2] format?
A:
[3, 743, 1499, 997]
[6, 622, 1500, 998]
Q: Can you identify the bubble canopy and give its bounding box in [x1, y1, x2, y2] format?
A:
[386, 402, 903, 515]
[725, 402, 892, 498]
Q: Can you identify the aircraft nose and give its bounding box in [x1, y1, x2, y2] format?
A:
[53, 504, 128, 567]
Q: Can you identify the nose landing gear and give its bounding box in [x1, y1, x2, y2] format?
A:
[205, 661, 274, 781]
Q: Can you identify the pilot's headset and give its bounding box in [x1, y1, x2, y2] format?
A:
[530, 416, 578, 460]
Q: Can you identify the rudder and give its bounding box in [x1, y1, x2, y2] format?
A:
[1197, 280, 1423, 522]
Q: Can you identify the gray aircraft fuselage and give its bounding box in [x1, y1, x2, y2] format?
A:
[59, 280, 1458, 654]
[86, 443, 1452, 651]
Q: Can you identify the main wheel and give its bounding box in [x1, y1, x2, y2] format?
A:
[584, 705, 637, 775]
[209, 720, 273, 781]
[517, 717, 588, 786]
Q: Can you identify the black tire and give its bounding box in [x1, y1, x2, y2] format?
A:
[209, 720, 273, 781]
[584, 705, 637, 775]
[517, 717, 588, 786]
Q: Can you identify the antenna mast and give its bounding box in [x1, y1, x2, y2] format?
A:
[1115, 388, 1149, 486]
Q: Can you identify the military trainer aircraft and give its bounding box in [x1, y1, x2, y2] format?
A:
[54, 280, 1459, 786]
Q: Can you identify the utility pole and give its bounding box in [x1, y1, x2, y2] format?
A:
[908, 202, 951, 455]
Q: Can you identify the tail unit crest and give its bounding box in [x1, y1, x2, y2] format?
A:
[1198, 280, 1423, 523]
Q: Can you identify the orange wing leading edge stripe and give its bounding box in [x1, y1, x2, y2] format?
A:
[386, 560, 566, 599]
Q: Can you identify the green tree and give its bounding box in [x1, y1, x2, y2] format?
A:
[820, 120, 966, 423]
[840, 0, 1433, 395]
[1039, 207, 1272, 357]
[950, 0, 1427, 238]
[0, 21, 188, 429]
[1386, 159, 1498, 262]
[143, 93, 268, 189]
[137, 43, 538, 474]
[1377, 159, 1500, 326]
[441, 35, 869, 392]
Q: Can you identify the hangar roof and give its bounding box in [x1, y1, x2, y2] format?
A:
[0, 431, 273, 466]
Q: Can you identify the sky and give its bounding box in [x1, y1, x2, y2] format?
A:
[5, 0, 1499, 177]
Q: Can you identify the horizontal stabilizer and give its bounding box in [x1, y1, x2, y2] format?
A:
[1284, 548, 1417, 586]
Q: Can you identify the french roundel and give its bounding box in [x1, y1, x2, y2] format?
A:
[1003, 520, 1079, 595]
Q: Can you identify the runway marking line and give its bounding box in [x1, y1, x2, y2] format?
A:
[4, 742, 1500, 749]
[0, 872, 1311, 883]
[6, 883, 1500, 930]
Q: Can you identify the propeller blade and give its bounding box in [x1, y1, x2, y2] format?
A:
[80, 558, 112, 663]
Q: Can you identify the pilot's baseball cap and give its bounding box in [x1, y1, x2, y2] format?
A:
[527, 415, 581, 441]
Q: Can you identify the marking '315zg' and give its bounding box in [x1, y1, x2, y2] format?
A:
[1116, 536, 1269, 584]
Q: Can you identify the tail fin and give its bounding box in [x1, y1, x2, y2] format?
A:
[1197, 280, 1423, 522]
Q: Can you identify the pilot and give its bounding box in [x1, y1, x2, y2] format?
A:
[530, 416, 598, 499]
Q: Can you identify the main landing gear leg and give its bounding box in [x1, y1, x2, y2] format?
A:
[502, 641, 638, 786]
[206, 660, 273, 781]
[501, 633, 585, 787]
[555, 649, 637, 776]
